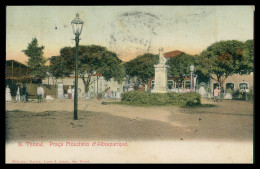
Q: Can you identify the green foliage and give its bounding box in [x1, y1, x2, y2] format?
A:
[121, 91, 201, 106]
[60, 45, 125, 82]
[195, 40, 253, 90]
[241, 39, 254, 72]
[97, 93, 102, 100]
[48, 55, 71, 79]
[206, 40, 245, 76]
[226, 88, 233, 94]
[124, 53, 159, 85]
[246, 89, 254, 102]
[168, 53, 195, 77]
[194, 51, 215, 83]
[58, 45, 125, 93]
[22, 37, 47, 79]
[232, 90, 246, 100]
[59, 46, 75, 73]
[167, 53, 195, 86]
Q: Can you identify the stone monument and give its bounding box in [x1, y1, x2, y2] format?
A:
[151, 48, 169, 93]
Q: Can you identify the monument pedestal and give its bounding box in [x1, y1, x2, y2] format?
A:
[151, 63, 169, 93]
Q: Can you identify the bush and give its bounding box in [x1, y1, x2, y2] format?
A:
[246, 89, 254, 102]
[226, 88, 233, 94]
[121, 91, 201, 106]
[232, 90, 246, 100]
[97, 93, 102, 100]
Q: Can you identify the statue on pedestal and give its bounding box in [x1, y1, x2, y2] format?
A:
[151, 48, 169, 93]
[159, 48, 166, 64]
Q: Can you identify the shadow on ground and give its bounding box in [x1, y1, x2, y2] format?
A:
[6, 108, 253, 143]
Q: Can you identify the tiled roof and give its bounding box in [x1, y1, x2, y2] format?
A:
[92, 73, 103, 76]
[164, 50, 184, 58]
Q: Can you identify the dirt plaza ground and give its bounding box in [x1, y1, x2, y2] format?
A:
[5, 98, 253, 142]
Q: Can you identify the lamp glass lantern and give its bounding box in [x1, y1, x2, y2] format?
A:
[71, 13, 84, 36]
[190, 64, 195, 72]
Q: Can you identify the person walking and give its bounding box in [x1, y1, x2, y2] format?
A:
[214, 87, 220, 102]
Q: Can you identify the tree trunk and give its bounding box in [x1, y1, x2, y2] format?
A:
[52, 77, 55, 86]
[81, 74, 92, 94]
[85, 83, 90, 93]
[97, 76, 99, 94]
[217, 75, 226, 94]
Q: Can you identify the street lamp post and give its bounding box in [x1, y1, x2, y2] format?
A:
[71, 13, 84, 120]
[190, 64, 195, 91]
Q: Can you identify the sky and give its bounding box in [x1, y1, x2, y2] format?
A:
[6, 6, 254, 64]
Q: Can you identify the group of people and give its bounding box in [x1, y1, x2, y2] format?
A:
[10, 83, 50, 103]
[15, 84, 27, 102]
[15, 84, 44, 103]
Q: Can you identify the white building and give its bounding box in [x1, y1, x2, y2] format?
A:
[42, 73, 124, 98]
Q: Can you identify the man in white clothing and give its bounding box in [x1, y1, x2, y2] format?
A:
[16, 85, 20, 101]
[37, 84, 44, 103]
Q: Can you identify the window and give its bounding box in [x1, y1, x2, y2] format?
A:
[213, 83, 219, 89]
[239, 83, 248, 90]
[168, 80, 174, 89]
[185, 80, 191, 89]
[226, 83, 234, 93]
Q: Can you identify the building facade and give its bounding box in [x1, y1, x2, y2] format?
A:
[42, 74, 124, 98]
[210, 72, 254, 93]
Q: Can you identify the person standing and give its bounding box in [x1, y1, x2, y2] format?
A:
[71, 86, 75, 100]
[16, 85, 21, 101]
[214, 87, 220, 102]
[20, 84, 24, 101]
[67, 86, 72, 99]
[199, 85, 206, 98]
[6, 85, 12, 102]
[21, 84, 27, 102]
[107, 87, 111, 97]
[37, 84, 44, 103]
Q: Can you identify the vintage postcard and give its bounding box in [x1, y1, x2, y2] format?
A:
[5, 6, 254, 163]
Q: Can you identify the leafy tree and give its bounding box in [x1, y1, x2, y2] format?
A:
[241, 39, 254, 72]
[193, 54, 211, 84]
[194, 51, 216, 85]
[48, 55, 71, 85]
[167, 53, 195, 88]
[124, 53, 159, 87]
[59, 45, 125, 93]
[22, 37, 47, 80]
[196, 40, 246, 91]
